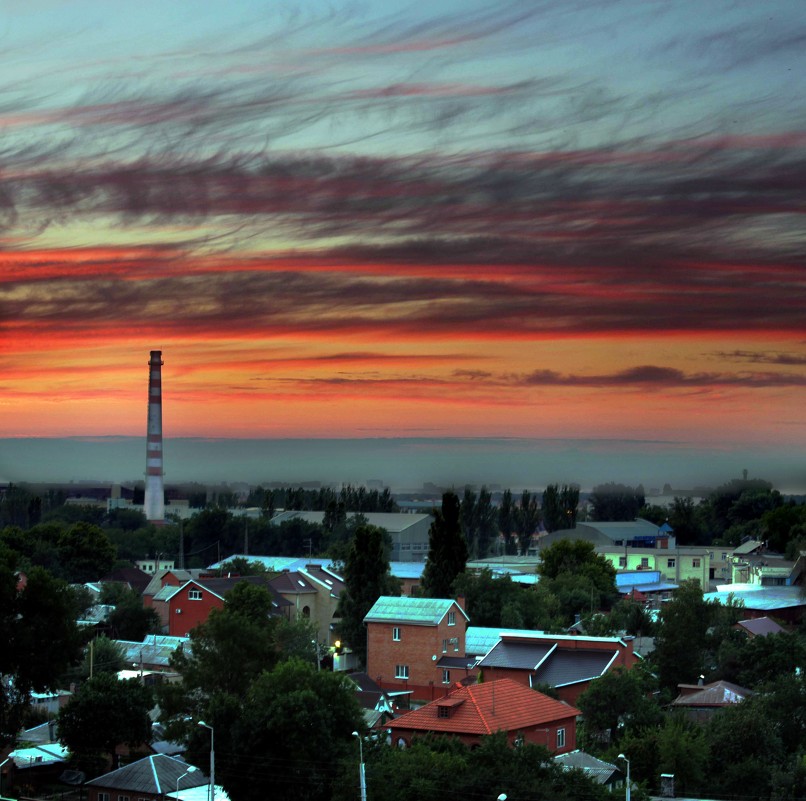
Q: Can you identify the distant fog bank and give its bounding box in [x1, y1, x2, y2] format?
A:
[2, 437, 804, 494]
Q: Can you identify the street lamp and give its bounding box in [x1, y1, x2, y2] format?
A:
[351, 731, 366, 801]
[617, 753, 631, 801]
[198, 721, 215, 801]
[176, 766, 198, 801]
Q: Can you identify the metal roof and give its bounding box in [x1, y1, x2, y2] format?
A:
[532, 649, 618, 688]
[554, 750, 623, 784]
[466, 627, 547, 657]
[364, 596, 467, 626]
[706, 585, 806, 611]
[478, 640, 554, 670]
[86, 755, 208, 793]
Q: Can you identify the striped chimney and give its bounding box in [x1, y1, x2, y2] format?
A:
[144, 350, 165, 523]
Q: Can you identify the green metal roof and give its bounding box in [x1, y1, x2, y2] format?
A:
[364, 596, 467, 625]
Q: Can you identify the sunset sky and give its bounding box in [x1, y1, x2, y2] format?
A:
[2, 1, 805, 487]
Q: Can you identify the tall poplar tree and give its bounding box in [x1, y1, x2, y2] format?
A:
[421, 492, 468, 598]
[335, 525, 399, 666]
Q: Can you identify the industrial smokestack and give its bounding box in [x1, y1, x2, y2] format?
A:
[144, 350, 165, 524]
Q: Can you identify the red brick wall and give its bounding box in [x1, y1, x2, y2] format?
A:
[367, 608, 466, 701]
[390, 713, 578, 754]
[168, 587, 223, 637]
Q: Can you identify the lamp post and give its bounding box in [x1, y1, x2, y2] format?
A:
[176, 766, 198, 801]
[617, 753, 630, 801]
[351, 731, 367, 801]
[198, 721, 215, 801]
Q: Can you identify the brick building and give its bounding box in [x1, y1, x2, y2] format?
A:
[475, 632, 639, 705]
[387, 678, 580, 753]
[364, 596, 472, 703]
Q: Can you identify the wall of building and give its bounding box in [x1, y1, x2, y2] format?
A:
[367, 608, 467, 701]
[168, 585, 224, 637]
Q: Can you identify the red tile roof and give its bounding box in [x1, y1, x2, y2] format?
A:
[388, 679, 579, 737]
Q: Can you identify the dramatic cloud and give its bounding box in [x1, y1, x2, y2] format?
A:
[1, 0, 804, 459]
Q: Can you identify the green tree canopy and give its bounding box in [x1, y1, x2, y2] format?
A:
[576, 666, 661, 746]
[421, 492, 468, 598]
[541, 484, 579, 532]
[589, 482, 645, 522]
[652, 579, 712, 693]
[537, 540, 619, 625]
[219, 659, 365, 801]
[58, 673, 153, 772]
[1, 551, 85, 745]
[106, 588, 161, 641]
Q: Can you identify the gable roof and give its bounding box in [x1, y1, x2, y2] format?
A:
[532, 649, 619, 688]
[478, 640, 555, 670]
[86, 755, 208, 793]
[672, 680, 752, 708]
[364, 596, 468, 626]
[388, 678, 579, 737]
[554, 750, 623, 784]
[736, 616, 787, 637]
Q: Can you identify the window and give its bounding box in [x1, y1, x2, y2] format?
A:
[118, 795, 130, 801]
[640, 557, 649, 568]
[395, 664, 409, 679]
[667, 558, 676, 568]
[448, 611, 456, 626]
[453, 637, 460, 652]
[98, 794, 110, 801]
[556, 728, 566, 749]
[442, 669, 451, 684]
[392, 627, 401, 641]
[438, 706, 450, 718]
[692, 558, 701, 568]
[442, 639, 448, 653]
[514, 734, 524, 748]
[721, 552, 728, 560]
[188, 589, 202, 601]
[618, 556, 627, 568]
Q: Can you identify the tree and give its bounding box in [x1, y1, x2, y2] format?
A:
[537, 540, 619, 624]
[541, 484, 579, 532]
[57, 522, 117, 582]
[515, 490, 541, 555]
[218, 659, 365, 801]
[58, 673, 153, 771]
[589, 483, 645, 522]
[1, 551, 85, 746]
[474, 487, 498, 558]
[335, 525, 400, 666]
[171, 582, 281, 700]
[82, 636, 126, 678]
[498, 489, 516, 554]
[106, 589, 161, 641]
[421, 492, 468, 598]
[652, 579, 712, 693]
[576, 667, 661, 745]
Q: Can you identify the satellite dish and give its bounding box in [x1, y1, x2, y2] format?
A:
[432, 654, 437, 661]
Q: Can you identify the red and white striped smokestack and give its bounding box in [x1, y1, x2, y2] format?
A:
[144, 350, 165, 523]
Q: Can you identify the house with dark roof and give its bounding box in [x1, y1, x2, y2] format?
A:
[387, 678, 579, 753]
[364, 596, 472, 702]
[475, 632, 638, 705]
[735, 616, 787, 638]
[670, 680, 752, 724]
[554, 750, 625, 788]
[84, 755, 208, 801]
[153, 575, 291, 637]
